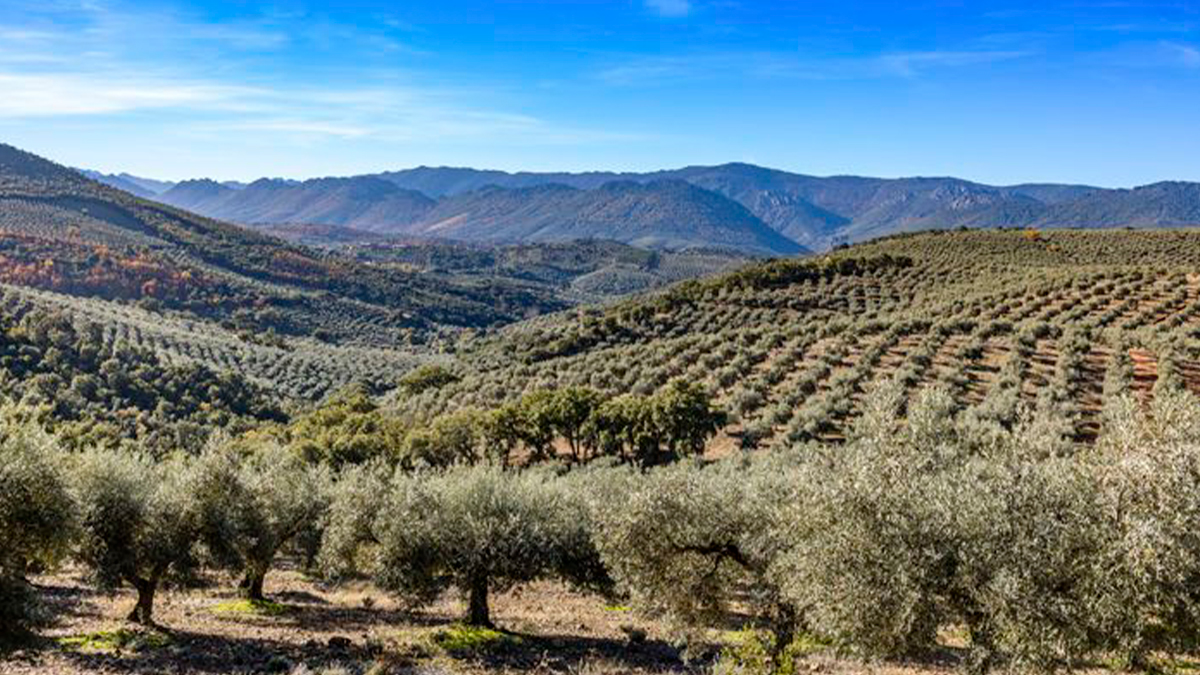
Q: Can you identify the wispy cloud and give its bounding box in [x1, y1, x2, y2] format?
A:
[1090, 40, 1200, 69]
[0, 72, 251, 116]
[876, 50, 1031, 77]
[645, 0, 692, 18]
[1166, 42, 1200, 67]
[0, 0, 628, 146]
[598, 49, 1034, 86]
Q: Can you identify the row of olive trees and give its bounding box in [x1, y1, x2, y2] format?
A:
[596, 381, 1200, 673]
[15, 379, 1200, 672]
[1, 427, 329, 636]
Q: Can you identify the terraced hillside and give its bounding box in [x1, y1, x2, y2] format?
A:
[394, 228, 1200, 451]
[0, 144, 565, 345]
[0, 284, 435, 401]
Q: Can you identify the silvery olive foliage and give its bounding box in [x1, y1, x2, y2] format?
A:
[193, 440, 332, 600]
[70, 448, 203, 625]
[0, 411, 74, 641]
[777, 382, 1104, 671]
[320, 463, 608, 627]
[1083, 387, 1200, 667]
[592, 454, 803, 658]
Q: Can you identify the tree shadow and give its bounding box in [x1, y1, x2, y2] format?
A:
[200, 591, 445, 634]
[34, 580, 110, 621]
[51, 626, 372, 675]
[437, 628, 690, 673]
[273, 589, 329, 605]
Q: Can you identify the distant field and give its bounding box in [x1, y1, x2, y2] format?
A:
[396, 228, 1200, 451]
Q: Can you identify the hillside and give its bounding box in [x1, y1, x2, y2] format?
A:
[347, 238, 751, 301]
[79, 170, 176, 196]
[0, 143, 567, 345]
[1031, 181, 1200, 227]
[395, 227, 1200, 452]
[407, 180, 804, 255]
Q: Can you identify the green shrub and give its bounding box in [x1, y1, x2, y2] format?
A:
[777, 385, 1104, 671]
[397, 363, 460, 396]
[288, 385, 408, 467]
[593, 457, 800, 662]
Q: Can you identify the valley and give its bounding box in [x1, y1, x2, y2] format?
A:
[9, 142, 1200, 675]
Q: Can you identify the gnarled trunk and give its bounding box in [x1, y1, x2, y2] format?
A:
[126, 577, 157, 625]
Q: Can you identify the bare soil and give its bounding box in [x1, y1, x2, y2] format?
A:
[1, 568, 961, 675]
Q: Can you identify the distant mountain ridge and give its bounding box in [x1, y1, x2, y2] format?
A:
[92, 163, 1200, 252]
[156, 173, 806, 255]
[0, 143, 576, 344]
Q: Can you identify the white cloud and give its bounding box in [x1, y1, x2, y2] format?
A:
[598, 50, 1033, 86]
[646, 0, 692, 18]
[0, 73, 251, 116]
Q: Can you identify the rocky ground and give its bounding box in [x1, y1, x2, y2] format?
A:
[1, 566, 962, 675]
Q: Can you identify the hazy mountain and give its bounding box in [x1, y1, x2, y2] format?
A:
[1002, 183, 1100, 204]
[376, 164, 1119, 250]
[159, 176, 435, 231]
[376, 166, 640, 196]
[404, 180, 806, 255]
[1031, 182, 1200, 228]
[78, 169, 175, 197]
[156, 172, 805, 255]
[104, 161, 1200, 252]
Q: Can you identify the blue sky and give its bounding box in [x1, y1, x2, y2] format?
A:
[0, 1, 1197, 186]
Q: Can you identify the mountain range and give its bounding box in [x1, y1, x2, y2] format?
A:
[1, 143, 572, 343]
[85, 164, 1200, 253]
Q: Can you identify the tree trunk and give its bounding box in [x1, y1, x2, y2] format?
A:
[465, 575, 492, 627]
[964, 611, 998, 675]
[241, 568, 266, 602]
[769, 604, 798, 671]
[126, 578, 156, 625]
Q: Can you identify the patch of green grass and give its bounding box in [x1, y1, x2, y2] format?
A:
[429, 624, 522, 654]
[603, 604, 632, 612]
[209, 598, 290, 616]
[58, 628, 170, 653]
[715, 628, 830, 675]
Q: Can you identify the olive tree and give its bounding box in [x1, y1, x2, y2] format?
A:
[194, 441, 332, 601]
[776, 384, 1104, 672]
[0, 415, 74, 642]
[1084, 389, 1200, 667]
[650, 380, 726, 463]
[321, 464, 607, 627]
[546, 387, 604, 462]
[592, 457, 802, 662]
[71, 448, 202, 625]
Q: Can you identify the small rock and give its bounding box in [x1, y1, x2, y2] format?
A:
[327, 636, 353, 651]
